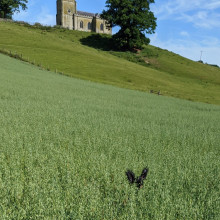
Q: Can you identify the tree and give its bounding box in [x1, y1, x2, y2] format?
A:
[0, 0, 28, 19]
[101, 0, 157, 50]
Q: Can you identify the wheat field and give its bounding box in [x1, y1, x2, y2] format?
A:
[0, 53, 220, 219]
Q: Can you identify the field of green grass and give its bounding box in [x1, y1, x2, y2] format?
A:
[0, 53, 220, 219]
[0, 21, 219, 105]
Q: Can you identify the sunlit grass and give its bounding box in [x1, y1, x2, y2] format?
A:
[0, 54, 220, 219]
[0, 21, 219, 105]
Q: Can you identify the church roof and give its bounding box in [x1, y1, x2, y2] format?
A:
[76, 11, 100, 18]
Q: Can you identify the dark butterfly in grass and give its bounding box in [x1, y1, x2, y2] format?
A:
[126, 168, 149, 189]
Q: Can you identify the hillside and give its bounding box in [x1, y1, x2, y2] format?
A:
[0, 21, 219, 104]
[0, 53, 220, 219]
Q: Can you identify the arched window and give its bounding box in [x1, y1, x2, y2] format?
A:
[100, 23, 104, 31]
[80, 21, 83, 29]
[88, 22, 92, 30]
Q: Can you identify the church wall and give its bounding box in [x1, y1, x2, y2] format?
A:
[73, 15, 93, 32]
[94, 17, 112, 35]
[63, 14, 73, 29]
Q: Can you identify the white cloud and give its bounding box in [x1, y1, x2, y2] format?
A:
[178, 11, 220, 29]
[36, 6, 56, 26]
[153, 0, 220, 29]
[180, 31, 189, 37]
[206, 1, 220, 10]
[154, 0, 220, 14]
[13, 2, 55, 26]
[13, 10, 29, 21]
[37, 14, 55, 26]
[150, 34, 220, 66]
[13, 0, 37, 22]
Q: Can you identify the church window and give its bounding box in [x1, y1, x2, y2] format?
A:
[68, 9, 71, 14]
[88, 22, 92, 30]
[100, 23, 104, 31]
[80, 21, 84, 29]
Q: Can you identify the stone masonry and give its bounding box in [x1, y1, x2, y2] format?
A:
[56, 0, 112, 35]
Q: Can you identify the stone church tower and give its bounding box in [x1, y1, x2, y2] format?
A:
[56, 0, 112, 34]
[56, 0, 76, 29]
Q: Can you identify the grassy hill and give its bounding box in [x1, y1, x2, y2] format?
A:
[0, 21, 219, 105]
[0, 53, 220, 219]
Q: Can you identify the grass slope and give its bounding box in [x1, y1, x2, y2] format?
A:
[0, 53, 220, 219]
[0, 21, 219, 105]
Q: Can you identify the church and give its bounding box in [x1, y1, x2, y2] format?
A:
[56, 0, 112, 35]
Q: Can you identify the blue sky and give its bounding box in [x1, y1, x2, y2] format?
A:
[13, 0, 220, 66]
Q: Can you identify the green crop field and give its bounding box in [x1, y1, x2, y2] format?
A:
[0, 21, 220, 105]
[0, 53, 220, 219]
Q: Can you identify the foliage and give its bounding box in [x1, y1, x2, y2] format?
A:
[0, 53, 220, 219]
[0, 21, 220, 105]
[101, 0, 157, 50]
[0, 0, 28, 18]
